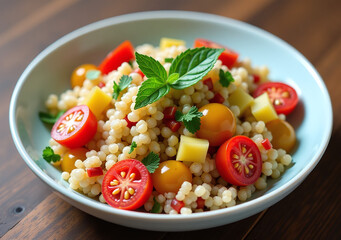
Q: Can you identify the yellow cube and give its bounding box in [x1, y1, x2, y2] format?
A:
[160, 37, 186, 51]
[229, 87, 254, 115]
[251, 92, 278, 123]
[83, 86, 112, 120]
[176, 135, 209, 163]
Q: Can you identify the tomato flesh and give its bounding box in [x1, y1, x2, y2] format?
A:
[165, 120, 181, 132]
[209, 92, 225, 104]
[102, 159, 152, 210]
[171, 199, 185, 213]
[51, 105, 97, 149]
[216, 136, 262, 186]
[87, 167, 103, 177]
[163, 106, 177, 120]
[194, 38, 239, 68]
[253, 82, 298, 115]
[99, 40, 135, 75]
[203, 78, 214, 90]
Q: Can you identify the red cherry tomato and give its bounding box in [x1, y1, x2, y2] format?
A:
[102, 159, 153, 210]
[253, 82, 298, 115]
[87, 167, 103, 177]
[51, 105, 97, 149]
[194, 38, 239, 68]
[99, 40, 135, 75]
[171, 199, 185, 213]
[216, 136, 262, 186]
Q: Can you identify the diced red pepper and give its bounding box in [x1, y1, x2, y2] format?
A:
[98, 82, 106, 88]
[165, 120, 181, 132]
[203, 78, 214, 90]
[133, 68, 145, 79]
[253, 74, 260, 83]
[163, 106, 177, 120]
[171, 199, 185, 213]
[261, 138, 272, 150]
[87, 167, 103, 177]
[124, 116, 137, 128]
[196, 197, 205, 209]
[210, 93, 225, 104]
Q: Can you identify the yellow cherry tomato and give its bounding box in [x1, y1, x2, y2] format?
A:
[71, 64, 99, 88]
[61, 147, 88, 173]
[151, 160, 192, 193]
[266, 119, 296, 152]
[197, 103, 236, 146]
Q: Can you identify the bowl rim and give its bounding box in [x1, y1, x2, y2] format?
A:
[9, 10, 333, 221]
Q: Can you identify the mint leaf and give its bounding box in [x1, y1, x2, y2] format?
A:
[134, 77, 170, 109]
[169, 47, 224, 89]
[129, 141, 137, 154]
[151, 197, 161, 213]
[86, 70, 101, 80]
[39, 110, 65, 124]
[42, 146, 61, 163]
[141, 152, 160, 173]
[175, 106, 203, 134]
[219, 69, 234, 87]
[166, 73, 179, 84]
[135, 52, 167, 80]
[165, 58, 174, 63]
[113, 75, 132, 100]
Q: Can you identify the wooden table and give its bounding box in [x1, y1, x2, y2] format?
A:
[1, 0, 340, 239]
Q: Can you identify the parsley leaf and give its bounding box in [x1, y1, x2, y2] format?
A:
[219, 69, 234, 87]
[39, 110, 65, 124]
[86, 70, 101, 80]
[129, 141, 137, 154]
[175, 106, 203, 134]
[112, 75, 133, 100]
[141, 152, 160, 173]
[165, 57, 174, 63]
[42, 146, 61, 163]
[135, 52, 167, 80]
[151, 197, 161, 213]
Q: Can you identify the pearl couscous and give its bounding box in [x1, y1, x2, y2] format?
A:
[42, 38, 297, 214]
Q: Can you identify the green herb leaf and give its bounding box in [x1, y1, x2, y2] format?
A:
[169, 47, 224, 89]
[151, 197, 161, 213]
[86, 70, 101, 80]
[175, 106, 203, 134]
[112, 75, 133, 100]
[39, 110, 65, 124]
[42, 146, 61, 163]
[134, 77, 170, 109]
[219, 69, 234, 87]
[141, 152, 160, 173]
[166, 73, 179, 84]
[129, 141, 137, 154]
[135, 52, 167, 80]
[165, 57, 174, 63]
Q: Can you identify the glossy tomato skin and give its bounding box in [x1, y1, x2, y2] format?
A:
[51, 105, 97, 149]
[152, 160, 192, 194]
[61, 147, 88, 173]
[194, 38, 239, 68]
[99, 40, 135, 75]
[266, 119, 296, 152]
[216, 136, 262, 186]
[197, 103, 236, 146]
[253, 82, 298, 115]
[102, 159, 153, 210]
[71, 64, 98, 88]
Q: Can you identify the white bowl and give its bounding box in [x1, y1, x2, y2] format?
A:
[9, 11, 332, 231]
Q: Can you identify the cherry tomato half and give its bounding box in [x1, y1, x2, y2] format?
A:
[253, 82, 298, 115]
[197, 103, 236, 146]
[152, 160, 192, 194]
[216, 136, 262, 186]
[51, 105, 97, 149]
[102, 159, 153, 210]
[266, 119, 296, 152]
[193, 38, 239, 68]
[99, 40, 135, 75]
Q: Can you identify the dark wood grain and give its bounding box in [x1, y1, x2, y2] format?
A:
[0, 0, 340, 239]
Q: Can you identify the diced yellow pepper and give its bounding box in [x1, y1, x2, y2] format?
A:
[251, 92, 278, 123]
[176, 135, 209, 163]
[229, 87, 254, 115]
[82, 86, 112, 119]
[160, 37, 186, 51]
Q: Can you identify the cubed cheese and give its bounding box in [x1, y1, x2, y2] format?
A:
[160, 38, 186, 51]
[251, 92, 278, 123]
[82, 86, 112, 119]
[229, 87, 254, 115]
[176, 135, 209, 163]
